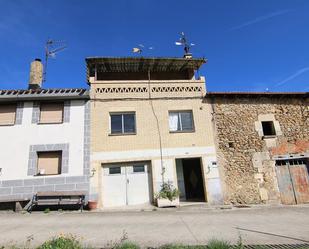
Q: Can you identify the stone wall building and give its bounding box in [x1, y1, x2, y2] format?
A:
[206, 92, 309, 205]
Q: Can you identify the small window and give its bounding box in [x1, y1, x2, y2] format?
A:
[37, 151, 62, 175]
[109, 167, 121, 174]
[110, 113, 136, 134]
[133, 165, 145, 173]
[261, 121, 276, 136]
[169, 111, 194, 132]
[39, 103, 64, 124]
[0, 104, 16, 126]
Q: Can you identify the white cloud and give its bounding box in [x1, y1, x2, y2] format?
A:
[230, 9, 292, 31]
[274, 67, 309, 88]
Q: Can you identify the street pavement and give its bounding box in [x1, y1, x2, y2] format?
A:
[0, 205, 308, 248]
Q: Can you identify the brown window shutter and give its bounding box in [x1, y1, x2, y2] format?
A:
[37, 151, 62, 175]
[40, 103, 64, 124]
[0, 104, 16, 125]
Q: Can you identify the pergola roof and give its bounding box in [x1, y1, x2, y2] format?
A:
[86, 57, 206, 77]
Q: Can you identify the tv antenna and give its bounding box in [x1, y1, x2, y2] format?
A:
[43, 39, 67, 82]
[132, 44, 154, 54]
[175, 32, 195, 57]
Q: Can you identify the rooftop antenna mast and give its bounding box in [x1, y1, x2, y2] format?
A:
[175, 32, 195, 58]
[43, 39, 67, 82]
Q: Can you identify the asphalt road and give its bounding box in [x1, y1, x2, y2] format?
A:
[0, 205, 308, 248]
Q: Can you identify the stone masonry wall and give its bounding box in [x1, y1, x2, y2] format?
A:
[208, 95, 309, 205]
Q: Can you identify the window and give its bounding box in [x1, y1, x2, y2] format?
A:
[133, 165, 145, 173]
[37, 151, 62, 175]
[169, 111, 194, 132]
[39, 103, 64, 124]
[110, 113, 136, 134]
[109, 167, 121, 174]
[261, 121, 276, 136]
[0, 104, 16, 125]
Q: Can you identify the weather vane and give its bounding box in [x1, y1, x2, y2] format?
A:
[175, 32, 195, 57]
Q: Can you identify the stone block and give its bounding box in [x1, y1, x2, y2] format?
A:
[259, 188, 268, 201]
[33, 185, 55, 192]
[65, 176, 87, 184]
[12, 186, 33, 194]
[2, 180, 24, 187]
[0, 187, 12, 195]
[55, 184, 75, 191]
[45, 177, 65, 185]
[24, 178, 44, 186]
[75, 183, 89, 190]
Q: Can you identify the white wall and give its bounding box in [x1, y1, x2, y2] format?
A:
[0, 100, 85, 181]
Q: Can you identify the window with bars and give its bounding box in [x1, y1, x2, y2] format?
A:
[276, 159, 308, 166]
[110, 113, 136, 134]
[169, 111, 194, 132]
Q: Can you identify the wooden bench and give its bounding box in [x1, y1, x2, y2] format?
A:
[28, 191, 86, 212]
[0, 198, 30, 212]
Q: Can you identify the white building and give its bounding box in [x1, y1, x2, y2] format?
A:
[0, 59, 90, 203]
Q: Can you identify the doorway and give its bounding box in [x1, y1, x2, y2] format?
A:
[176, 158, 206, 202]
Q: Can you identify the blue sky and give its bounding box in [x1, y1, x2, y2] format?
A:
[0, 0, 308, 92]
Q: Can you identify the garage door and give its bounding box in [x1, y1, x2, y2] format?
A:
[276, 158, 309, 204]
[102, 162, 152, 207]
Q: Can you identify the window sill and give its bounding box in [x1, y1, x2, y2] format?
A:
[34, 174, 61, 177]
[38, 122, 64, 125]
[108, 132, 137, 136]
[0, 123, 15, 127]
[169, 130, 195, 134]
[262, 135, 277, 139]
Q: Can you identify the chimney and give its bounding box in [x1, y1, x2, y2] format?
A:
[28, 58, 43, 90]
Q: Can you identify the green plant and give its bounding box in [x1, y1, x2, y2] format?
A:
[235, 234, 244, 249]
[159, 245, 191, 249]
[155, 181, 180, 201]
[115, 241, 140, 249]
[37, 234, 82, 249]
[207, 239, 230, 249]
[43, 208, 50, 214]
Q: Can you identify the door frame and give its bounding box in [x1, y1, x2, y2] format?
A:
[174, 156, 207, 202]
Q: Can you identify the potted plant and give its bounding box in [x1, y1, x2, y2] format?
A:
[155, 181, 180, 208]
[88, 200, 98, 210]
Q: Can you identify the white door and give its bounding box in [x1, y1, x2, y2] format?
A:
[102, 162, 151, 207]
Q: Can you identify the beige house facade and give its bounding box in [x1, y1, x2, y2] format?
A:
[87, 57, 223, 208]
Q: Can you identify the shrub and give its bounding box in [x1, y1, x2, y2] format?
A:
[114, 241, 140, 249]
[207, 239, 230, 249]
[155, 181, 180, 201]
[37, 234, 83, 249]
[43, 208, 50, 214]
